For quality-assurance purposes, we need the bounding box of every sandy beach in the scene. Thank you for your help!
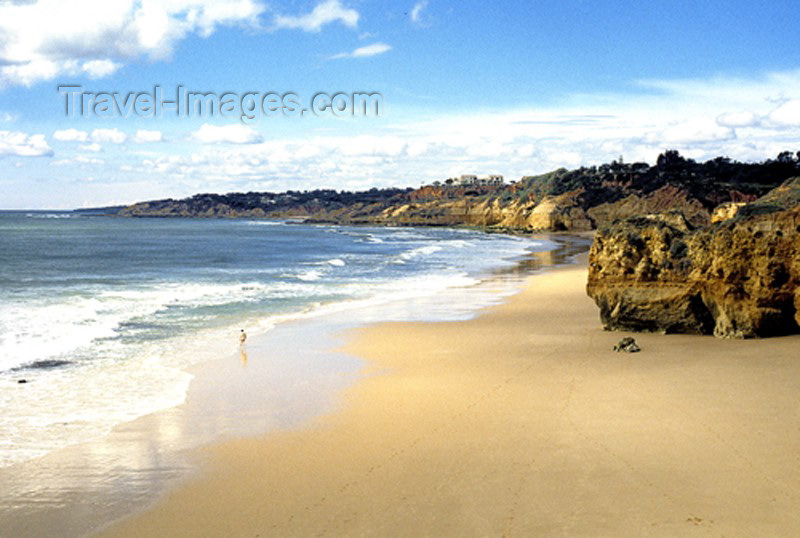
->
[99,258,800,537]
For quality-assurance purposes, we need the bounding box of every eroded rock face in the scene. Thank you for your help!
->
[587,184,711,229]
[524,190,593,231]
[710,201,746,224]
[586,179,800,338]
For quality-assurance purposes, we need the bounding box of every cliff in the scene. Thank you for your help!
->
[118,151,800,233]
[586,177,800,338]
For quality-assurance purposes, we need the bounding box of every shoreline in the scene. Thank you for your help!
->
[0,233,586,537]
[100,252,800,536]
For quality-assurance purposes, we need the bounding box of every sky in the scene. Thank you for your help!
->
[0,0,798,209]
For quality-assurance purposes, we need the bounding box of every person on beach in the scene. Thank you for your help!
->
[239,329,247,345]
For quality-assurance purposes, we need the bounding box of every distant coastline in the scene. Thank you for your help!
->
[108,150,799,233]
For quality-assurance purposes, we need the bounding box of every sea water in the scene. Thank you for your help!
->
[0,211,556,468]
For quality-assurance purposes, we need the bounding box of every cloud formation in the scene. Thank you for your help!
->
[645,119,736,145]
[79,143,102,153]
[134,129,164,143]
[330,42,392,60]
[191,124,263,144]
[273,0,358,32]
[0,0,366,86]
[90,128,127,144]
[24,69,800,206]
[54,128,128,145]
[716,111,761,128]
[81,60,122,79]
[52,155,104,166]
[53,128,89,142]
[0,131,53,157]
[765,99,800,128]
[138,69,800,193]
[0,0,264,87]
[410,1,429,24]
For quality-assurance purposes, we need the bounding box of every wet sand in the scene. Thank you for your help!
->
[2,236,576,538]
[0,317,363,538]
[100,259,800,537]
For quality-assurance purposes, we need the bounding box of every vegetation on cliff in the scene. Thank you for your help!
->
[118,151,800,232]
[118,188,414,218]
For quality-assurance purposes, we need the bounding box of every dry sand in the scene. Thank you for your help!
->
[100,260,800,537]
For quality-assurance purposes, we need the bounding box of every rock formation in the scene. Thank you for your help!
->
[586,178,800,338]
[115,152,800,234]
[586,184,710,229]
[613,337,641,352]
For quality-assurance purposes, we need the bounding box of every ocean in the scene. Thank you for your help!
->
[0,211,556,469]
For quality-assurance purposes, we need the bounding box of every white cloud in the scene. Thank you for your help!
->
[191,124,263,144]
[53,128,89,142]
[17,68,800,207]
[410,0,428,24]
[0,0,264,87]
[52,155,104,166]
[55,128,133,144]
[645,118,736,145]
[631,71,800,118]
[765,99,800,128]
[2,59,65,87]
[273,0,358,32]
[79,143,102,152]
[91,128,127,144]
[0,130,53,157]
[82,59,122,79]
[76,155,104,165]
[331,42,392,60]
[333,135,407,156]
[134,129,164,143]
[716,111,761,128]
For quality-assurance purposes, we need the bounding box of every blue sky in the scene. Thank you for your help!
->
[0,0,798,209]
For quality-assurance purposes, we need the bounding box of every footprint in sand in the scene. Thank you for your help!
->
[686,516,713,526]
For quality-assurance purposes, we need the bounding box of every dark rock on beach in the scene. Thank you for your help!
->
[613,337,641,352]
[11,359,73,371]
[587,177,800,338]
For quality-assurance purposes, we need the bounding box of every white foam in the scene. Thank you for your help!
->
[245,220,285,226]
[294,270,323,281]
[24,213,74,219]
[396,244,443,261]
[385,230,428,240]
[0,225,552,469]
[0,280,307,373]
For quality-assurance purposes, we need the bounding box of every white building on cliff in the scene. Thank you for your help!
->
[456,174,504,186]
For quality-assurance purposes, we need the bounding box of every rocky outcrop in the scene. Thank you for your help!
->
[524,190,593,231]
[300,189,594,231]
[613,337,641,353]
[710,201,746,224]
[116,151,799,234]
[587,184,710,229]
[586,178,800,338]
